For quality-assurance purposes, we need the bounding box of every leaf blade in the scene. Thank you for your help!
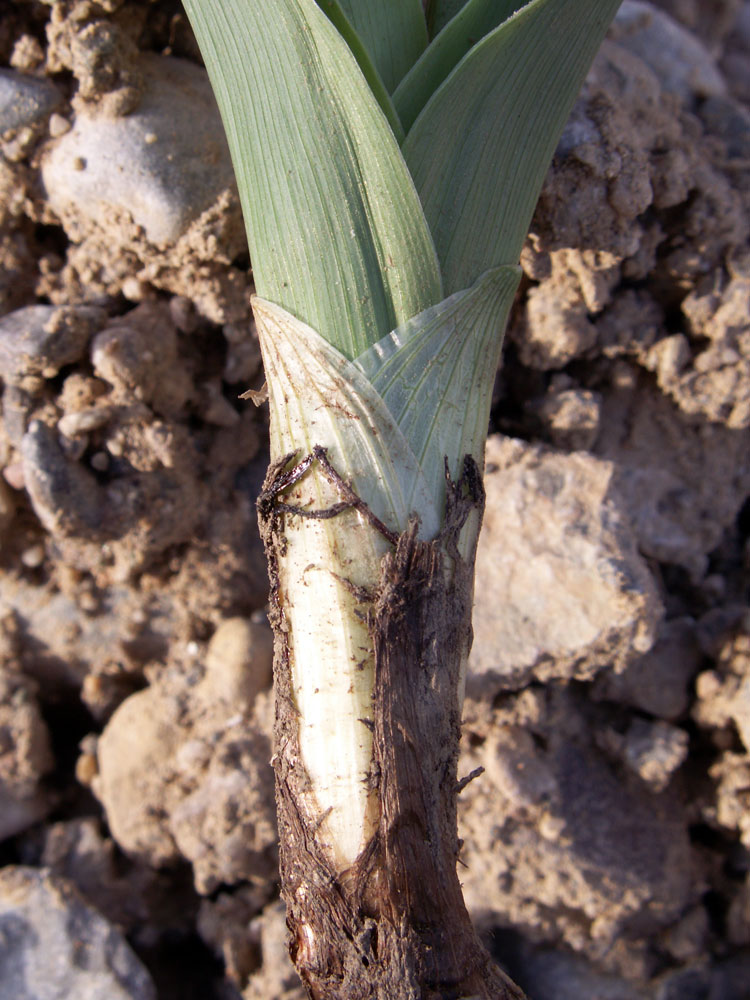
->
[354,265,521,516]
[427,0,472,36]
[336,0,428,92]
[315,0,405,140]
[395,0,521,132]
[403,0,622,293]
[183,0,442,359]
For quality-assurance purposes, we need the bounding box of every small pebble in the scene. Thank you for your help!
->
[20,544,45,569]
[200,616,274,711]
[75,752,98,786]
[121,277,149,301]
[3,463,25,490]
[612,1,727,102]
[58,406,113,438]
[696,670,722,700]
[169,295,199,334]
[48,113,70,138]
[9,35,44,73]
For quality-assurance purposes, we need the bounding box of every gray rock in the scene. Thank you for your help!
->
[653,0,743,53]
[459,693,696,964]
[21,420,105,539]
[708,953,750,1000]
[0,667,53,841]
[610,718,689,792]
[0,866,156,1000]
[514,947,649,1000]
[612,1,727,102]
[700,95,750,159]
[655,966,711,1000]
[41,54,235,246]
[3,386,35,447]
[0,305,105,388]
[0,69,61,136]
[592,618,702,720]
[594,380,750,578]
[94,676,277,894]
[736,1,750,49]
[468,435,661,696]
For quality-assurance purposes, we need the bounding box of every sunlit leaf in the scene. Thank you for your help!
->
[315,0,405,139]
[355,265,520,510]
[336,0,428,92]
[403,0,622,293]
[182,0,442,359]
[395,0,521,133]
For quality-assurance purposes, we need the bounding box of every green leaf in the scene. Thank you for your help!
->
[315,0,405,140]
[335,0,428,92]
[403,0,622,294]
[182,0,442,360]
[355,265,520,512]
[426,0,472,36]
[394,0,521,133]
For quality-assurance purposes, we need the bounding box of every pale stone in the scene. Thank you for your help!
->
[41,55,235,246]
[199,616,273,712]
[612,1,727,102]
[0,867,156,1000]
[469,435,661,696]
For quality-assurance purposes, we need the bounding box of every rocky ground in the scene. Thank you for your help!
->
[0,1,748,998]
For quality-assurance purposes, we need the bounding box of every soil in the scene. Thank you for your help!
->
[0,2,748,999]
